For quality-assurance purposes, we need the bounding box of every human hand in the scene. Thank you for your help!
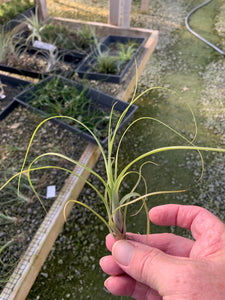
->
[100,204,225,299]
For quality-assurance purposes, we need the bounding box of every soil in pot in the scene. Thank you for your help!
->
[0,104,88,292]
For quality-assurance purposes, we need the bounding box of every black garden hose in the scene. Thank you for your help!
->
[185,0,225,56]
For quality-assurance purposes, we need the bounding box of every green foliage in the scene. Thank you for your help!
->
[91,40,139,74]
[26,76,120,139]
[23,7,45,44]
[92,50,118,74]
[0,212,17,226]
[0,27,28,66]
[0,28,16,63]
[39,23,96,52]
[116,42,138,68]
[0,0,33,25]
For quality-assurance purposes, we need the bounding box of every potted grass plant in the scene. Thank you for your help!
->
[14,75,137,145]
[77,35,146,83]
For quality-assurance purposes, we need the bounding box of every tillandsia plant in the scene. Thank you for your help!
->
[23,7,45,44]
[0,233,25,280]
[91,39,118,74]
[0,28,27,67]
[1,78,225,241]
[0,212,18,226]
[34,47,66,73]
[91,39,140,75]
[0,28,15,64]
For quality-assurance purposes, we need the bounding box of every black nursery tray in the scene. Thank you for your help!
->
[14,75,138,145]
[15,31,85,65]
[0,57,79,79]
[0,73,31,114]
[0,64,48,79]
[77,35,146,84]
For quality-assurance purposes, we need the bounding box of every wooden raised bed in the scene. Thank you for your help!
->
[0,17,158,300]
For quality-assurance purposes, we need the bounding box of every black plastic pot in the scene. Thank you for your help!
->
[77,35,146,84]
[0,54,80,79]
[0,63,49,79]
[0,73,31,114]
[14,75,138,145]
[15,30,85,65]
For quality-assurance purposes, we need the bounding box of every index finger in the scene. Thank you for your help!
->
[149,204,225,241]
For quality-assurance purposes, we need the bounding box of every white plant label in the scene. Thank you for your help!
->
[33,40,57,52]
[46,185,56,199]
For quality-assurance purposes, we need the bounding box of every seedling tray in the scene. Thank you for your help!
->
[77,35,146,83]
[15,30,85,65]
[14,75,138,145]
[0,57,79,78]
[0,64,48,79]
[0,73,31,114]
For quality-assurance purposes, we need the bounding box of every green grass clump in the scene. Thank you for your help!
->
[40,23,95,52]
[91,40,139,74]
[0,0,33,25]
[24,76,121,139]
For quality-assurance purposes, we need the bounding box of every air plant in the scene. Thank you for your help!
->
[0,80,223,242]
[0,28,15,64]
[0,234,25,267]
[36,47,63,73]
[23,7,45,44]
[116,42,138,70]
[0,172,33,205]
[1,69,225,240]
[0,212,18,226]
[0,28,27,67]
[91,40,118,74]
[91,39,140,74]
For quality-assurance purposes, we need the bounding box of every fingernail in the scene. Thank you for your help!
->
[112,240,135,266]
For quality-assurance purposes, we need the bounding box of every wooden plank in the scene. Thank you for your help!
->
[122,0,132,28]
[141,0,149,13]
[34,0,49,21]
[108,0,121,26]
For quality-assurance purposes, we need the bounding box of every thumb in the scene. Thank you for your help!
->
[112,240,182,292]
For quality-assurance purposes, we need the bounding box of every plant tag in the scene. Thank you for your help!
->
[33,40,57,52]
[46,185,56,199]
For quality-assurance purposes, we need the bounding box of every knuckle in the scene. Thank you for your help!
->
[138,248,162,284]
